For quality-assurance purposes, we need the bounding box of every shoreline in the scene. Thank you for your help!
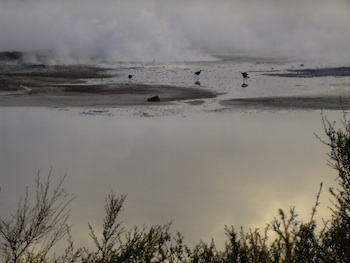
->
[0,83,218,107]
[220,95,350,111]
[1,63,350,110]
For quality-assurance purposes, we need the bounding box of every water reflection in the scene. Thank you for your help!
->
[0,108,339,249]
[195,81,201,86]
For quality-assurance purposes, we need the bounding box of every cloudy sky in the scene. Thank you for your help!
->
[0,0,349,62]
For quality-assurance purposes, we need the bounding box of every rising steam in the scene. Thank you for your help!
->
[0,0,349,63]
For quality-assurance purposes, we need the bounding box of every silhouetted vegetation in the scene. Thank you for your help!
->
[1,112,350,262]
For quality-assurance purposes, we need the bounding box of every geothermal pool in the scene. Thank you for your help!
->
[1,55,350,251]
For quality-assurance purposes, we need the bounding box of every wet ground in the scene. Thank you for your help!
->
[1,54,350,114]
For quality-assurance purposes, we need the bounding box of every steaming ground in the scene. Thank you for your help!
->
[1,0,350,114]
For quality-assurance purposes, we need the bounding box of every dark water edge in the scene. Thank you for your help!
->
[265,67,350,78]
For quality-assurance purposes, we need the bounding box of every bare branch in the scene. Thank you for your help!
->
[0,170,75,263]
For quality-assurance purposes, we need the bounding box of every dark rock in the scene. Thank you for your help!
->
[147,95,160,102]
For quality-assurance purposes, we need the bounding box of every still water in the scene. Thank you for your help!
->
[0,107,339,249]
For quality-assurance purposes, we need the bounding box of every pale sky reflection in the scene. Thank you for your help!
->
[0,108,339,250]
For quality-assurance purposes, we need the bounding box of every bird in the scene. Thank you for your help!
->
[241,72,249,79]
[128,74,133,79]
[195,70,202,76]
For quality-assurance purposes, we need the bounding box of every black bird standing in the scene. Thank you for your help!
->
[128,74,133,79]
[241,72,249,79]
[195,70,202,76]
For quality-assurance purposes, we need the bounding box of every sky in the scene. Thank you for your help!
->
[0,0,350,63]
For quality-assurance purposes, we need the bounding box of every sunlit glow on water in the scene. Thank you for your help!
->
[0,106,341,250]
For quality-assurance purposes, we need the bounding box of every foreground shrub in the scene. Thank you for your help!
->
[83,193,173,263]
[315,112,350,262]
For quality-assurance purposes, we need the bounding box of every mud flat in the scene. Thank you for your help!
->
[0,64,218,107]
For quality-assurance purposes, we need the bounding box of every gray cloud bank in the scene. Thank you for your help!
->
[0,0,349,63]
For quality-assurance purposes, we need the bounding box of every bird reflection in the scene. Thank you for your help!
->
[241,83,248,88]
[195,81,201,86]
